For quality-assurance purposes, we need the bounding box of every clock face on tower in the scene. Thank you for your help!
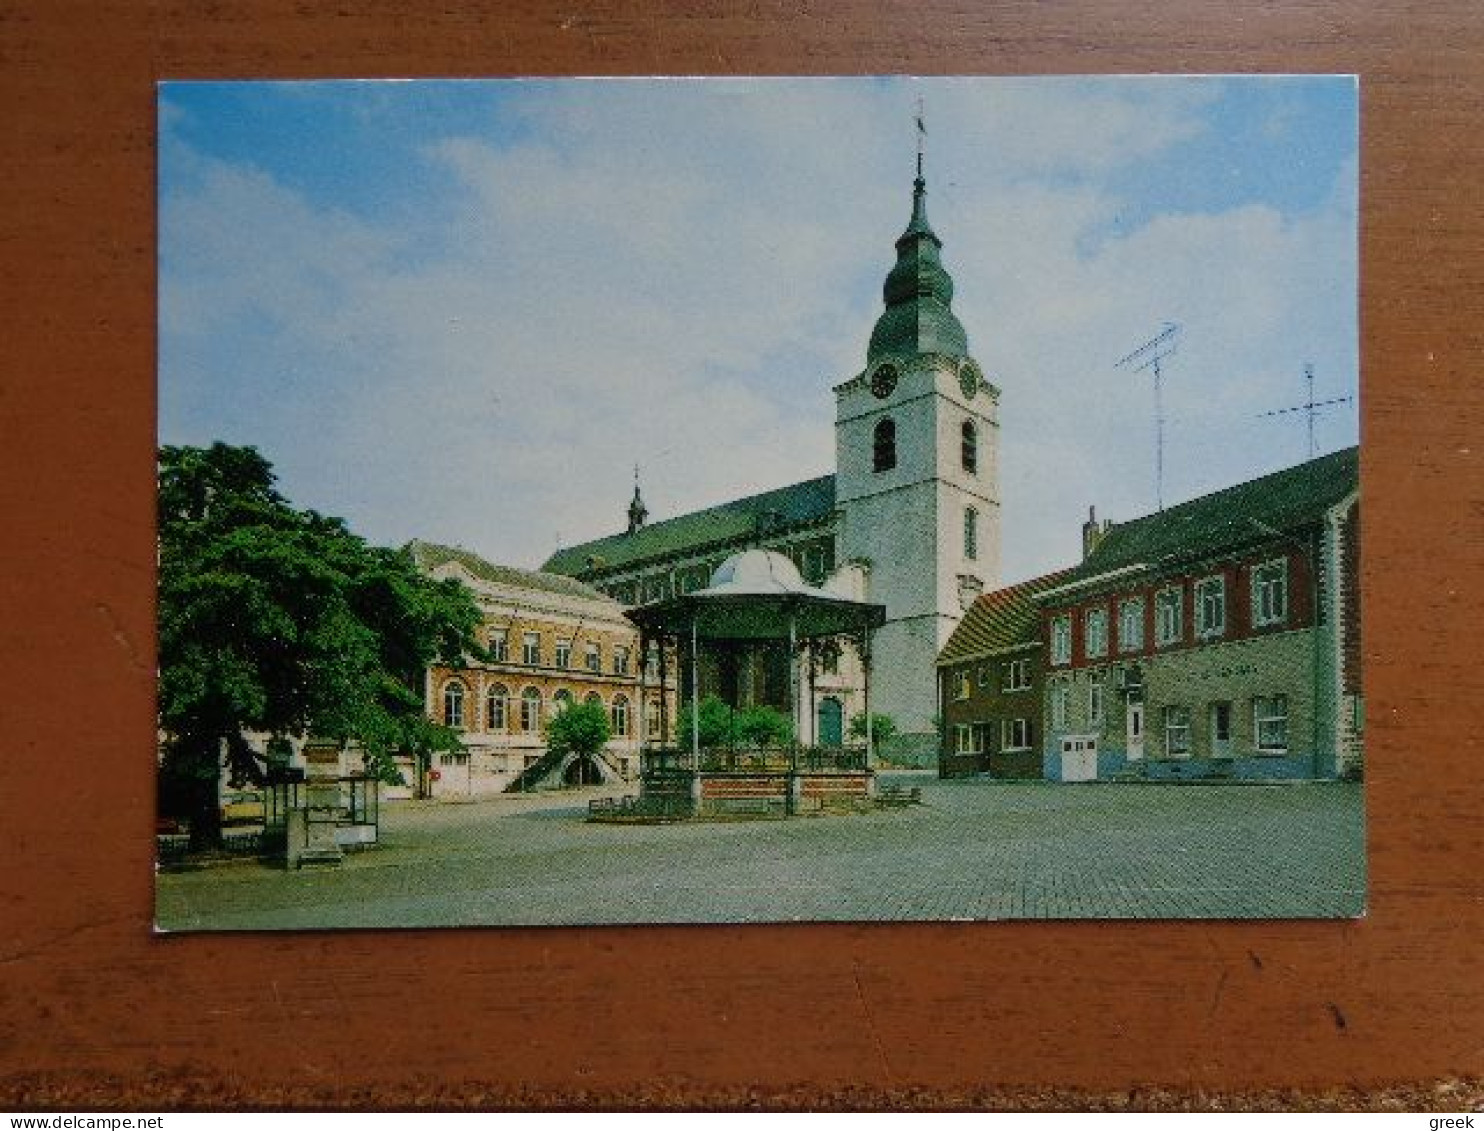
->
[869,362,899,399]
[958,359,982,400]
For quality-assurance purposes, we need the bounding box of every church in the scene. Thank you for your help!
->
[543,162,1001,760]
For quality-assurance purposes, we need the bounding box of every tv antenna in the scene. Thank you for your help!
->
[1116,321,1182,511]
[1257,363,1354,459]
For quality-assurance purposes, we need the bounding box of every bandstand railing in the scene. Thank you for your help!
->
[641,744,868,775]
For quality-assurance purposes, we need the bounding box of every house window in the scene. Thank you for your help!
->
[873,418,897,472]
[1089,673,1104,727]
[1195,576,1226,639]
[611,695,630,736]
[442,680,466,729]
[1003,718,1032,751]
[1163,705,1191,757]
[961,421,978,474]
[1254,695,1289,753]
[1003,658,1031,692]
[438,751,469,767]
[552,688,573,714]
[1050,615,1072,666]
[954,724,971,754]
[1155,587,1183,647]
[486,683,509,731]
[1252,559,1289,626]
[1085,607,1109,658]
[647,701,662,739]
[1051,678,1070,730]
[488,631,509,662]
[964,507,979,561]
[585,643,601,672]
[522,632,541,666]
[555,639,572,669]
[954,671,971,700]
[520,687,542,731]
[1118,598,1144,653]
[613,645,630,675]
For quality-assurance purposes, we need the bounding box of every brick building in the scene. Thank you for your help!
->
[1036,447,1361,782]
[937,570,1072,778]
[411,541,675,798]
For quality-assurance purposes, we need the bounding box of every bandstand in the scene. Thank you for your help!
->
[601,549,887,821]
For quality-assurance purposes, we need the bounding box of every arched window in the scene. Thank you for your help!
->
[520,687,542,732]
[964,506,979,561]
[486,683,509,731]
[611,695,630,737]
[442,680,466,729]
[552,689,573,717]
[585,691,604,707]
[961,420,978,474]
[873,418,896,473]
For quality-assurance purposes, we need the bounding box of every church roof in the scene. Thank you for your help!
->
[543,474,838,578]
[1064,446,1360,589]
[937,569,1076,666]
[409,540,615,602]
[866,173,969,364]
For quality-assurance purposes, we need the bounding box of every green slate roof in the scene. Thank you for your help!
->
[867,175,969,364]
[543,474,837,578]
[937,569,1076,666]
[409,540,614,602]
[1071,446,1359,584]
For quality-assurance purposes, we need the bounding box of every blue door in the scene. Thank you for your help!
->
[818,697,843,747]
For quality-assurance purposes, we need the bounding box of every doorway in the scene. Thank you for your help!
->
[1127,701,1145,761]
[818,696,843,747]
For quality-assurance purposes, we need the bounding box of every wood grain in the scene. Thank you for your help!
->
[2,0,1481,1105]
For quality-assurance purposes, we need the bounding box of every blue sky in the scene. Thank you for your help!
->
[159,76,1357,584]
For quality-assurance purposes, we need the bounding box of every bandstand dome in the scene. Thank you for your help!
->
[700,548,808,596]
[625,548,884,641]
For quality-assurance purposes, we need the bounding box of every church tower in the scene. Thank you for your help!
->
[834,162,1001,753]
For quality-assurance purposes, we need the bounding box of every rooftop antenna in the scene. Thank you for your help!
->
[1257,363,1354,460]
[1115,321,1182,511]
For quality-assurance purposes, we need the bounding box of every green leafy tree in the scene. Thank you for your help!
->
[546,699,612,763]
[674,695,735,748]
[734,704,794,748]
[849,711,898,746]
[157,443,484,849]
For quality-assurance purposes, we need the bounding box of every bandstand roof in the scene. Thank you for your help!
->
[625,549,885,641]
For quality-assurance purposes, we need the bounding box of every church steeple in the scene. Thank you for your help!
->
[865,161,969,366]
[627,466,648,534]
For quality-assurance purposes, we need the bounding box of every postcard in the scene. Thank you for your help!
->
[155,76,1361,928]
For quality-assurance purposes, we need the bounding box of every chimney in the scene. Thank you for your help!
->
[1082,506,1106,561]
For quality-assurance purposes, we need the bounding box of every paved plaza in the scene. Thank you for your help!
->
[156,774,1365,929]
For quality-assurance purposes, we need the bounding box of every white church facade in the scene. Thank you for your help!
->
[543,167,1001,760]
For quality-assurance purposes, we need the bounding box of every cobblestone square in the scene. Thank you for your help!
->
[156,774,1365,929]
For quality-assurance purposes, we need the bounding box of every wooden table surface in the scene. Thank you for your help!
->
[2,0,1481,1109]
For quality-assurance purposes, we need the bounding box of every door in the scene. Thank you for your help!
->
[1126,702,1145,761]
[818,696,843,747]
[1060,736,1098,782]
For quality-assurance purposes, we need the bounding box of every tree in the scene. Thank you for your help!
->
[673,695,735,748]
[546,699,612,764]
[849,711,898,746]
[733,704,793,748]
[157,443,485,849]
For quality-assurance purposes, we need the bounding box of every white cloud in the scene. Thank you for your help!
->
[159,78,1356,586]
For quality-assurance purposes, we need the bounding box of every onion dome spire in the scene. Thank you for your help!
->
[866,159,969,365]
